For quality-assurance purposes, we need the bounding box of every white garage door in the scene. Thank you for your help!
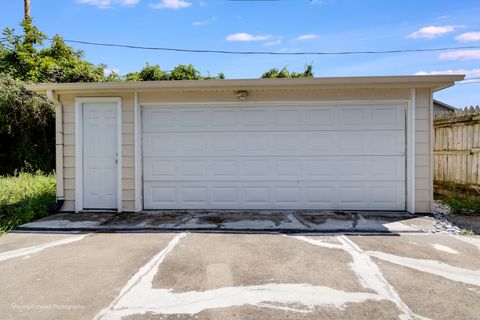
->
[142,103,405,210]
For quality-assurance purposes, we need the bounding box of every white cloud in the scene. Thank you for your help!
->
[192,17,215,26]
[150,0,192,9]
[455,32,480,42]
[226,33,272,42]
[439,50,480,60]
[296,34,318,41]
[407,25,457,39]
[77,0,139,8]
[262,39,282,46]
[416,68,480,83]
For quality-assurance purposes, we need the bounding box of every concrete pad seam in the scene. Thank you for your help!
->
[290,213,312,229]
[172,213,197,227]
[352,213,360,230]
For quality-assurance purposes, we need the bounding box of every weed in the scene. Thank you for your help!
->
[0,172,55,234]
[442,196,480,216]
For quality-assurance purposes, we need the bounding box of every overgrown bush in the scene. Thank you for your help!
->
[0,74,55,174]
[443,196,480,216]
[0,171,56,233]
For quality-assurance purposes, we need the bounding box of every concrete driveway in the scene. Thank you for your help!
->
[0,231,479,320]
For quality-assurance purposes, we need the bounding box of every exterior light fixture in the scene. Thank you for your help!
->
[237,90,248,101]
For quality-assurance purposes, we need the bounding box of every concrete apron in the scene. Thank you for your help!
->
[16,210,451,234]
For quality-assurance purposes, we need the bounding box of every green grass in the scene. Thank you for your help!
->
[442,196,480,216]
[0,172,56,234]
[460,228,475,236]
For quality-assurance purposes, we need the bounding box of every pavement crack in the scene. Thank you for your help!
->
[93,233,187,320]
[292,234,430,320]
[0,234,89,263]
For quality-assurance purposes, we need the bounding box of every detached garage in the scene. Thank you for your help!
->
[28,75,463,214]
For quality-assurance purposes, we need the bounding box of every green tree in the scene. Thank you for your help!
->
[170,64,202,80]
[137,63,169,81]
[105,70,122,82]
[0,74,55,174]
[261,64,314,79]
[204,71,226,80]
[0,18,106,83]
[124,71,141,82]
[124,64,226,81]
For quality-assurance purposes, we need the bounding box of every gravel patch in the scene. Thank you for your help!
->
[431,200,462,234]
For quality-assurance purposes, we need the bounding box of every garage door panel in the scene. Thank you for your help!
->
[274,108,303,126]
[142,109,176,131]
[143,181,405,210]
[144,156,404,182]
[143,131,404,157]
[142,104,405,133]
[143,104,406,210]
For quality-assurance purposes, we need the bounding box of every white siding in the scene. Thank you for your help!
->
[414,88,433,212]
[59,93,135,212]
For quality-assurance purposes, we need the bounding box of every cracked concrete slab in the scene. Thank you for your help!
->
[347,234,480,270]
[0,233,176,320]
[152,233,364,293]
[371,258,480,320]
[176,211,305,230]
[295,211,356,231]
[0,233,81,253]
[122,301,402,320]
[1,231,480,320]
[16,210,444,234]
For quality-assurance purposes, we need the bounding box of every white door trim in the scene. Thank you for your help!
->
[138,99,412,212]
[407,89,416,213]
[134,92,143,212]
[75,97,122,213]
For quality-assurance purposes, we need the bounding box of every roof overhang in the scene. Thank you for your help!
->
[26,74,465,95]
[433,99,456,111]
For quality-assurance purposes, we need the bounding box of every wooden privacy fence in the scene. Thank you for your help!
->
[434,107,480,195]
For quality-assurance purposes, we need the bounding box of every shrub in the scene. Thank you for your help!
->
[0,171,56,233]
[443,196,480,216]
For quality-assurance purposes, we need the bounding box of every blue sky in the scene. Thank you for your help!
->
[1,0,479,107]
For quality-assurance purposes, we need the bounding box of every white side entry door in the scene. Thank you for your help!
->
[82,102,118,209]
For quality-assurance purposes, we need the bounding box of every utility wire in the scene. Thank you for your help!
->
[3,36,480,56]
[54,38,480,56]
[2,36,479,84]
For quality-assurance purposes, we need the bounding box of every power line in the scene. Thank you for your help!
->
[2,35,480,84]
[56,38,480,56]
[3,36,480,56]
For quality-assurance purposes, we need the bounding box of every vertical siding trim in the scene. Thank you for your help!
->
[407,88,416,213]
[134,92,143,212]
[47,90,65,200]
[117,100,123,213]
[429,88,434,212]
[74,100,83,213]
